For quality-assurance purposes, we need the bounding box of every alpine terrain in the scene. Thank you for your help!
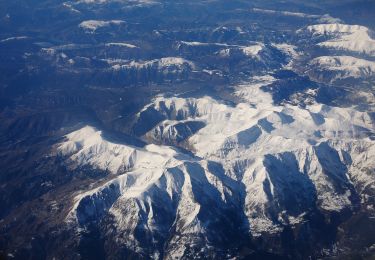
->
[0,0,374,259]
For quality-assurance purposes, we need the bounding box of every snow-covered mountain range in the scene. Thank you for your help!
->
[1,0,375,259]
[57,75,374,258]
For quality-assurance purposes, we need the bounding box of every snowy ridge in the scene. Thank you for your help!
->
[76,0,157,5]
[310,55,375,80]
[60,127,236,257]
[0,36,28,43]
[79,20,125,33]
[111,57,195,71]
[58,126,186,174]
[178,41,233,47]
[105,42,138,48]
[272,44,301,68]
[177,41,265,59]
[252,8,321,19]
[218,43,265,58]
[241,45,263,56]
[300,23,375,56]
[251,8,341,23]
[142,76,372,158]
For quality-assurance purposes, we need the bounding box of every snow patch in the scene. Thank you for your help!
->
[79,20,125,33]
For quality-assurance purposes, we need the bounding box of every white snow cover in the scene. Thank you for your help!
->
[301,23,375,56]
[241,44,264,56]
[62,3,80,13]
[59,126,190,175]
[251,8,341,23]
[111,57,195,71]
[218,43,264,58]
[272,43,301,68]
[178,40,264,58]
[158,57,193,68]
[273,43,300,58]
[105,42,138,48]
[59,75,375,241]
[310,55,375,79]
[0,36,28,43]
[60,126,224,255]
[179,41,232,47]
[75,0,159,7]
[252,8,321,19]
[79,20,125,32]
